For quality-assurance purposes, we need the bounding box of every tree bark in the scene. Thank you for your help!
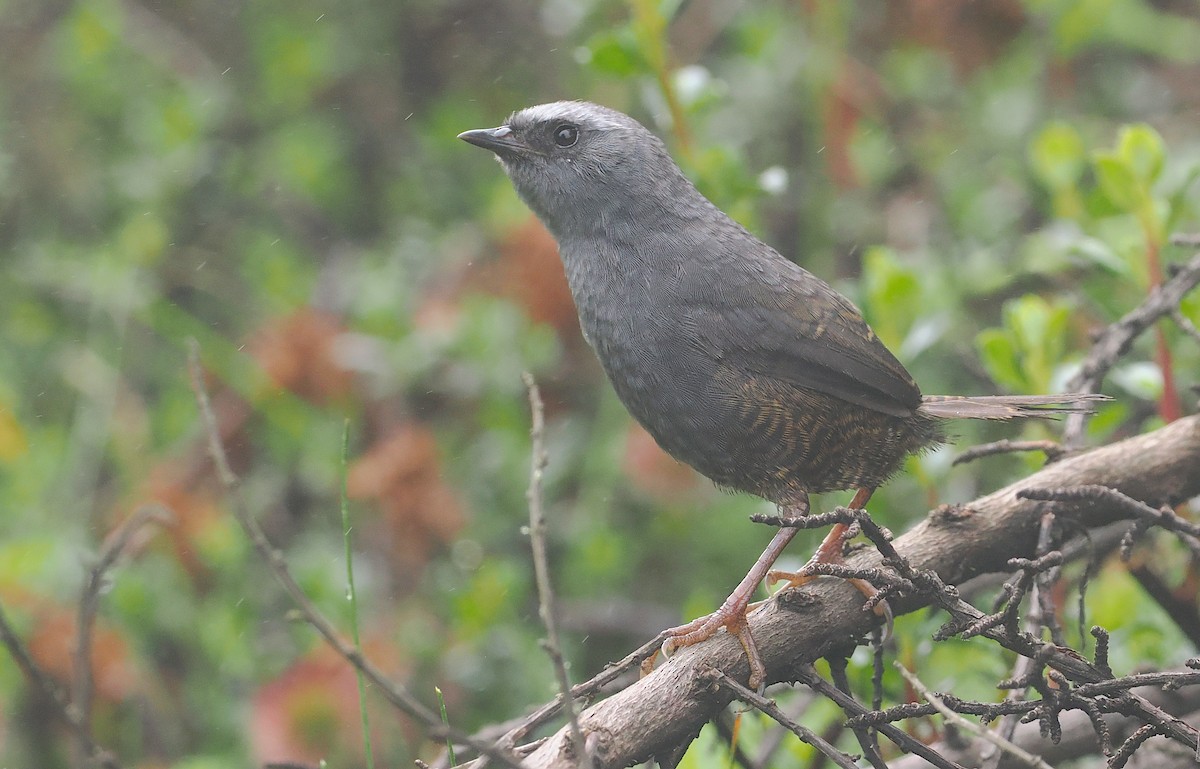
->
[517,415,1200,769]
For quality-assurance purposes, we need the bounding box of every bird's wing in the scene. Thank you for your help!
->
[684,259,923,418]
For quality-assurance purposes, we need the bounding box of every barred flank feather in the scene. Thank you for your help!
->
[919,394,1109,420]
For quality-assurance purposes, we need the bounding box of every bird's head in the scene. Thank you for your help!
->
[459,101,682,238]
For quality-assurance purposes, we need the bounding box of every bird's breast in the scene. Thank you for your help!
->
[560,240,716,419]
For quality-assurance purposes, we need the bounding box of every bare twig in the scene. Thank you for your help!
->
[707,668,860,769]
[0,506,166,769]
[827,654,886,769]
[1018,485,1200,541]
[1031,513,1066,647]
[522,373,592,769]
[1170,308,1200,347]
[0,597,122,768]
[867,565,1200,753]
[497,633,666,747]
[1110,724,1159,769]
[744,691,821,768]
[984,512,1063,769]
[885,693,1200,769]
[186,340,526,769]
[796,665,967,769]
[75,504,170,767]
[1072,670,1200,697]
[953,440,1066,467]
[809,516,1200,764]
[0,599,63,716]
[895,663,1053,769]
[1062,249,1200,447]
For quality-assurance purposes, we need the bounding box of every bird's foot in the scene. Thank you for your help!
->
[639,524,802,693]
[656,593,767,693]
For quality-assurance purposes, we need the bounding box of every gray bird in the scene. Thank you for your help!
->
[459,101,1103,691]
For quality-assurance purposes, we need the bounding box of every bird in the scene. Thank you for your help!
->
[459,101,1104,691]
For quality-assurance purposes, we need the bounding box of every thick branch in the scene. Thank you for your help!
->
[516,415,1200,769]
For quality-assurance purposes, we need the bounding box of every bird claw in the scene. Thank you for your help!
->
[646,599,768,693]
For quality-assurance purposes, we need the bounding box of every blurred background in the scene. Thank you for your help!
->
[1,0,1199,766]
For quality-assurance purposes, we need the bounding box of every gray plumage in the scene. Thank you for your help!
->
[460,101,1102,506]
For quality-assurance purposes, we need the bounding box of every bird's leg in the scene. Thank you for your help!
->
[649,498,809,693]
[765,487,892,630]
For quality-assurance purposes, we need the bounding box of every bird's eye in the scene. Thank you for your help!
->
[553,123,579,148]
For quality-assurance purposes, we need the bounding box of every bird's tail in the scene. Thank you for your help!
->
[919,393,1109,420]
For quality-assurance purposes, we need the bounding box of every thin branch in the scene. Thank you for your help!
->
[522,373,592,769]
[1031,513,1065,647]
[1018,485,1200,541]
[1109,724,1159,769]
[912,569,1200,751]
[707,668,860,769]
[953,440,1066,467]
[0,597,122,768]
[895,662,1053,769]
[827,655,886,769]
[186,340,526,769]
[1170,308,1200,347]
[1073,670,1200,698]
[1062,249,1200,447]
[1105,696,1198,763]
[984,513,1063,769]
[748,691,820,769]
[796,665,967,769]
[0,599,63,715]
[497,633,666,747]
[75,504,170,767]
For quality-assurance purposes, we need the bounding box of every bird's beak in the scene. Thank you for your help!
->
[457,125,525,156]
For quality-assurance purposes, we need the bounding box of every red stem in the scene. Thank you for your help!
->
[1145,236,1182,422]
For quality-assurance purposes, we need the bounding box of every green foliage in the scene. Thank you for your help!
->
[1029,121,1087,218]
[1026,121,1199,284]
[1094,125,1165,243]
[977,295,1075,393]
[0,1,1197,767]
[860,246,923,352]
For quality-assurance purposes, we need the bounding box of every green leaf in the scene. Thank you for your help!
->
[848,120,902,188]
[583,30,646,76]
[975,328,1025,392]
[1093,153,1141,211]
[1053,0,1115,56]
[861,246,920,351]
[977,295,1075,394]
[1069,236,1130,275]
[1029,121,1086,191]
[1117,123,1165,185]
[1007,295,1070,391]
[69,3,120,61]
[1165,162,1200,233]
